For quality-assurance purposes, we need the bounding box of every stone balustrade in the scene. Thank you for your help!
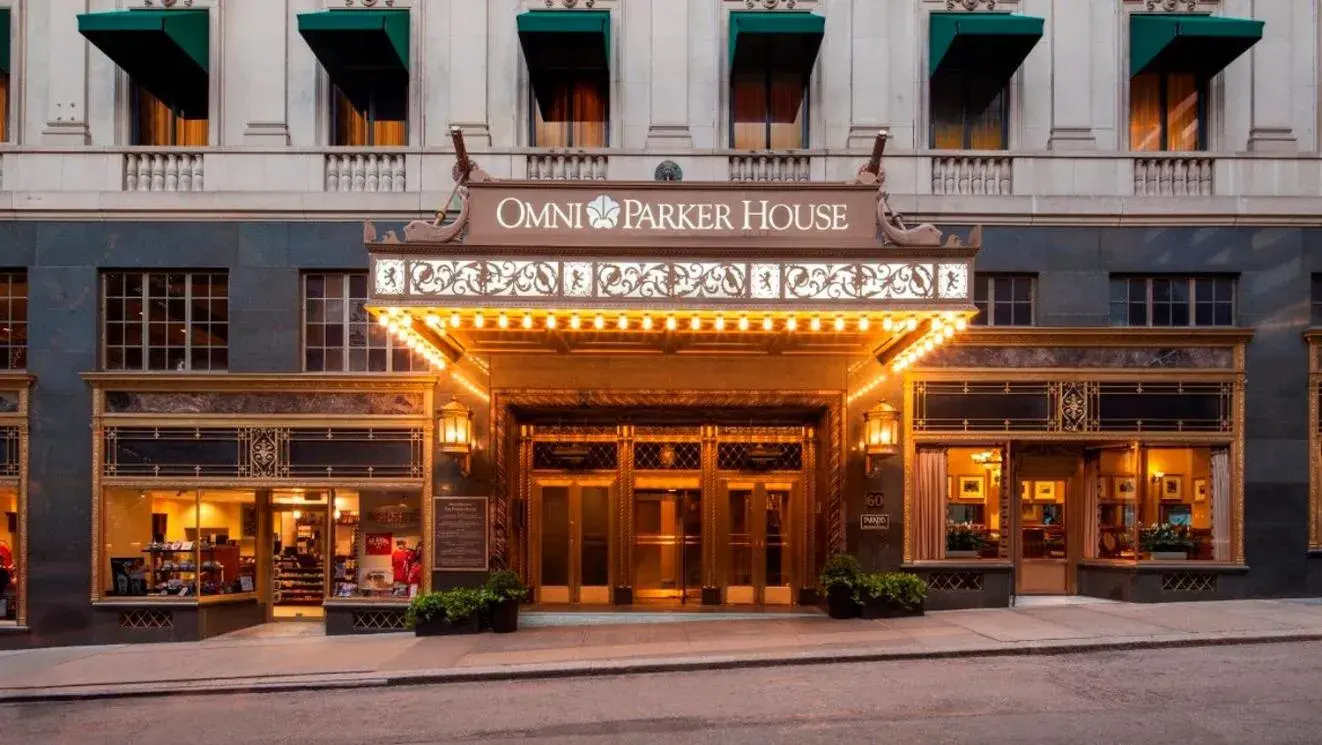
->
[931,155,1014,196]
[525,151,609,180]
[123,151,205,192]
[728,153,812,182]
[1133,156,1216,197]
[324,152,408,193]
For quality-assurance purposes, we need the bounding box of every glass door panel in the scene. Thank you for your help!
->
[723,481,797,605]
[726,486,755,604]
[763,488,792,605]
[539,485,572,603]
[635,490,683,601]
[1017,477,1069,595]
[680,491,703,600]
[578,485,611,604]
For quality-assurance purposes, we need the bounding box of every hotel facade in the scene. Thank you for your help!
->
[1,0,1321,646]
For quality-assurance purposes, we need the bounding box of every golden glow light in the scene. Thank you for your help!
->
[474,313,485,328]
[546,314,557,329]
[882,317,894,332]
[955,318,968,331]
[642,315,654,330]
[907,317,919,331]
[594,315,606,330]
[715,316,726,331]
[690,316,701,331]
[762,317,773,331]
[834,316,845,332]
[438,397,473,456]
[859,316,870,331]
[522,313,533,329]
[498,313,508,329]
[863,401,900,457]
[448,312,460,328]
[399,314,413,328]
[810,316,821,332]
[665,316,677,331]
[618,314,629,330]
[786,316,798,331]
[739,316,750,331]
[570,314,581,330]
[378,315,390,327]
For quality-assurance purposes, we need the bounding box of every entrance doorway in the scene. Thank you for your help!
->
[270,491,328,620]
[633,488,703,603]
[723,480,797,605]
[534,479,613,604]
[1013,450,1083,595]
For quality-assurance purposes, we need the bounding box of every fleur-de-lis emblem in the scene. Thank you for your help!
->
[586,195,621,229]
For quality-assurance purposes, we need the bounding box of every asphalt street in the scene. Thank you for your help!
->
[3,640,1321,744]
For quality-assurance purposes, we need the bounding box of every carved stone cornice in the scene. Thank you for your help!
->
[945,0,997,10]
[1127,0,1203,11]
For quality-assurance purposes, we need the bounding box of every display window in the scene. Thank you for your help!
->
[101,488,258,599]
[0,486,17,621]
[330,490,423,600]
[941,448,1005,559]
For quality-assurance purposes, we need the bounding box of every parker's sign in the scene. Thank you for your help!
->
[464,183,879,247]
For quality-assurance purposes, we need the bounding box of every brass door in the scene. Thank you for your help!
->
[633,488,703,603]
[533,479,613,604]
[722,480,796,605]
[1014,464,1081,595]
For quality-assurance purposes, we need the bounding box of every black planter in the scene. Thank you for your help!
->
[825,585,859,619]
[490,600,519,634]
[414,613,481,636]
[860,598,925,620]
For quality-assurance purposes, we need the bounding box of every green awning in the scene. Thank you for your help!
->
[297,9,409,102]
[517,11,611,116]
[0,10,11,75]
[78,9,209,117]
[728,11,825,76]
[1130,14,1263,78]
[929,12,1043,82]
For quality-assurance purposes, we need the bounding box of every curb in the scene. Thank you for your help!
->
[4,629,1322,704]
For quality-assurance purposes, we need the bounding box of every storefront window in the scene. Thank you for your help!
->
[1089,448,1140,561]
[1140,447,1221,561]
[936,447,1005,559]
[0,486,16,621]
[102,488,257,599]
[331,490,423,600]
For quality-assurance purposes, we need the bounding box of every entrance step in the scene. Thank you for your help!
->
[524,609,824,627]
[1010,596,1127,608]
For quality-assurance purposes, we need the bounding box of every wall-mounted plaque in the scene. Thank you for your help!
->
[433,497,489,572]
[861,514,890,531]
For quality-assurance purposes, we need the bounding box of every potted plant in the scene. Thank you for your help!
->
[818,553,863,619]
[1140,523,1195,560]
[407,587,487,636]
[945,523,987,559]
[856,571,928,619]
[484,569,528,634]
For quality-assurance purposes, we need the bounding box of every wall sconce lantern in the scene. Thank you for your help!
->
[439,396,474,477]
[863,401,900,475]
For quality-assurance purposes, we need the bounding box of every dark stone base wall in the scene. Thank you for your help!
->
[4,222,1319,646]
[903,564,1013,610]
[1077,565,1250,603]
[325,604,409,635]
[86,601,265,644]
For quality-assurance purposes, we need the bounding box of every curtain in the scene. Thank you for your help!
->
[571,72,608,148]
[1129,73,1163,152]
[532,73,607,148]
[767,73,804,149]
[930,70,1006,150]
[915,448,948,560]
[1211,448,1231,561]
[0,73,8,142]
[1165,73,1200,151]
[731,71,768,149]
[134,85,208,147]
[1083,451,1100,559]
[333,84,407,147]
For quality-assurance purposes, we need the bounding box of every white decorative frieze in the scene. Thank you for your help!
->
[372,257,973,305]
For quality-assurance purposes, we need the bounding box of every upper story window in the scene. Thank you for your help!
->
[303,273,420,373]
[298,9,412,148]
[0,9,11,143]
[0,271,27,370]
[518,11,611,148]
[1109,276,1236,328]
[728,12,824,149]
[1127,13,1265,152]
[972,274,1035,327]
[1311,275,1322,326]
[927,12,1043,150]
[78,8,211,147]
[102,272,228,372]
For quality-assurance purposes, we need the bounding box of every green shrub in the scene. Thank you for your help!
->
[484,570,528,603]
[819,553,864,591]
[854,571,928,610]
[406,587,492,628]
[946,523,989,552]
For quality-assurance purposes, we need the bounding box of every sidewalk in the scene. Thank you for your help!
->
[3,597,1322,703]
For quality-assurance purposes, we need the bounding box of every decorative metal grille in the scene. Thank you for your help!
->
[532,442,619,471]
[352,609,407,631]
[634,442,702,470]
[1161,572,1218,593]
[104,426,425,479]
[119,609,174,630]
[0,426,20,477]
[926,571,984,591]
[716,442,803,471]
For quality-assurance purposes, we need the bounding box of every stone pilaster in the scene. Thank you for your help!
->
[1048,0,1097,150]
[646,0,692,148]
[1246,0,1299,152]
[448,0,492,146]
[232,0,290,146]
[42,0,91,145]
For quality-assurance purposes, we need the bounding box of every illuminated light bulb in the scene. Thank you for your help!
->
[334,509,341,520]
[858,316,870,331]
[435,358,447,370]
[522,313,533,329]
[934,332,946,345]
[377,315,390,327]
[834,316,845,332]
[932,318,944,332]
[618,315,629,330]
[426,313,440,328]
[955,318,968,331]
[450,312,462,328]
[293,510,302,519]
[882,317,894,332]
[546,314,557,329]
[907,317,919,331]
[786,316,798,332]
[594,315,606,330]
[762,317,774,331]
[570,314,581,330]
[739,316,750,331]
[385,307,400,317]
[925,339,935,352]
[810,316,821,332]
[399,314,413,327]
[474,313,486,328]
[665,316,677,331]
[386,320,399,334]
[497,313,508,329]
[715,316,726,331]
[944,326,955,338]
[690,316,701,331]
[642,315,654,330]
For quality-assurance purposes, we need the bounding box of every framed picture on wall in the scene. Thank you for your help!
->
[1112,476,1137,501]
[1020,481,1030,501]
[1193,478,1209,503]
[957,475,986,501]
[1161,475,1183,500]
[1033,481,1056,502]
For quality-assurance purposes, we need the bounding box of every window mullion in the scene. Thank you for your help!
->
[140,273,150,371]
[184,274,193,371]
[342,274,352,372]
